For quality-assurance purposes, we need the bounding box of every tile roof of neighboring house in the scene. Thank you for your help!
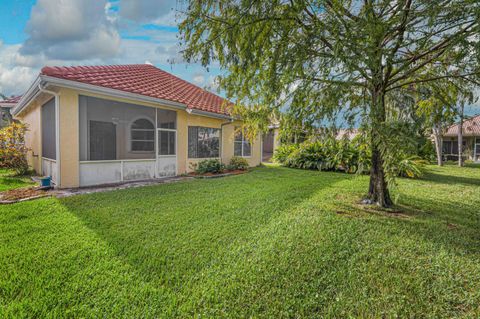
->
[336,128,359,140]
[443,114,480,137]
[41,64,231,115]
[0,95,22,105]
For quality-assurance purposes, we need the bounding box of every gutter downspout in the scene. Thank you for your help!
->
[220,118,234,164]
[38,83,61,188]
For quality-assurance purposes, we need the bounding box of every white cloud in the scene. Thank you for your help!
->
[0,0,224,98]
[192,73,205,85]
[119,0,176,23]
[20,0,121,60]
[0,66,36,96]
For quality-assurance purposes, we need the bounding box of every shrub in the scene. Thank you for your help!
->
[273,136,423,180]
[272,144,298,164]
[228,156,249,170]
[418,139,437,162]
[395,156,427,179]
[275,139,371,174]
[0,122,29,175]
[195,159,225,174]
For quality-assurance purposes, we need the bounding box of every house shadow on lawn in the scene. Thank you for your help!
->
[58,168,339,288]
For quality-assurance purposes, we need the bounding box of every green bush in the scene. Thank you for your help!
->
[228,156,249,170]
[272,144,298,164]
[273,136,423,179]
[418,139,436,162]
[274,139,371,174]
[395,156,427,179]
[0,122,29,175]
[195,159,225,174]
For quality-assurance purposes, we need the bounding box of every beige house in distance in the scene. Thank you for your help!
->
[11,64,262,188]
[441,115,480,162]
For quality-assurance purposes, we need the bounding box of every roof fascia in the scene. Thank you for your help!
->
[11,76,42,116]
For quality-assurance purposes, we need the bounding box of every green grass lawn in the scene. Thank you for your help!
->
[0,169,34,192]
[1,164,480,318]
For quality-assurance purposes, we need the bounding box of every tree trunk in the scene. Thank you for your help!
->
[432,124,443,166]
[367,87,393,208]
[458,102,464,167]
[368,143,393,207]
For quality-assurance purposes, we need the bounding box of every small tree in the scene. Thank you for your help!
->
[179,0,480,207]
[0,122,30,175]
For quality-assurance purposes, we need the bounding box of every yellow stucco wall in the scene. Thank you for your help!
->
[17,103,42,173]
[17,87,262,187]
[58,88,79,188]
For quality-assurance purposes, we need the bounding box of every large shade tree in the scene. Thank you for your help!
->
[178,0,480,207]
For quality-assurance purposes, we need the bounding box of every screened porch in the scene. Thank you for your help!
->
[78,95,177,186]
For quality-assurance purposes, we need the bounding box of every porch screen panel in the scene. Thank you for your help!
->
[79,95,156,161]
[41,98,56,160]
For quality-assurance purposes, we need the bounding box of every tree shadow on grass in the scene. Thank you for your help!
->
[334,189,480,257]
[421,172,480,187]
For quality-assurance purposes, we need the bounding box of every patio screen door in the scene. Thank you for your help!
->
[155,108,177,177]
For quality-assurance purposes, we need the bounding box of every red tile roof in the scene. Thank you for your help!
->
[0,95,22,104]
[41,64,231,115]
[444,114,480,137]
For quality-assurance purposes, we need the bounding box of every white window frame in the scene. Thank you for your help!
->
[130,117,155,153]
[234,127,251,158]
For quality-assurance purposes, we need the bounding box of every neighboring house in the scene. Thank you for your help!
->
[441,114,480,162]
[336,128,359,140]
[12,64,262,188]
[0,95,21,128]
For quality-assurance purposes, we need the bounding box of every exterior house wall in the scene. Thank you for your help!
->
[17,86,262,188]
[17,103,42,173]
[58,88,80,188]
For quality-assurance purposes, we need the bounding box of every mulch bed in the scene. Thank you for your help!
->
[0,187,51,203]
[188,169,248,178]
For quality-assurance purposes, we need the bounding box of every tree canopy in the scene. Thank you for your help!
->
[179,0,480,207]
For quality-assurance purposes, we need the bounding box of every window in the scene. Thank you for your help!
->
[234,127,251,157]
[188,126,220,158]
[131,118,155,152]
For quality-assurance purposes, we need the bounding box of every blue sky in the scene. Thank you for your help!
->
[0,0,222,97]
